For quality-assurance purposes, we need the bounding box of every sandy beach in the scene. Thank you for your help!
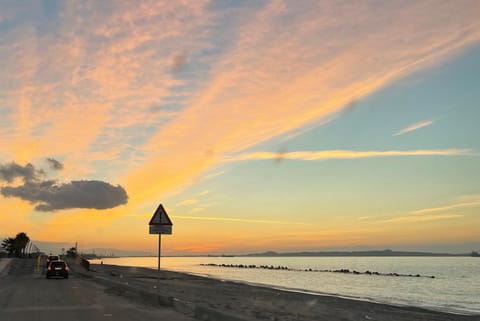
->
[83,263,479,321]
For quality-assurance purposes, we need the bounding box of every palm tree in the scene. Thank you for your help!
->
[1,233,31,257]
[14,232,30,257]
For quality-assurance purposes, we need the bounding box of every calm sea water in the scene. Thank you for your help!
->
[90,256,480,315]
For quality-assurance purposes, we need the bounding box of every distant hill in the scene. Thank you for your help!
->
[243,249,471,257]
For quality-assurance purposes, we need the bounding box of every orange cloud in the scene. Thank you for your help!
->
[124,1,480,206]
[385,214,465,223]
[0,1,213,170]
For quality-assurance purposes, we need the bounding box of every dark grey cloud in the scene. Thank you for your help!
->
[0,162,39,183]
[1,180,128,212]
[46,158,64,170]
[1,160,128,212]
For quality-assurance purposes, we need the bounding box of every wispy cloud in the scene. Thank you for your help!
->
[455,194,480,203]
[385,214,464,223]
[126,213,311,226]
[202,170,226,180]
[411,201,480,215]
[394,120,433,136]
[170,215,311,226]
[357,216,373,221]
[224,149,474,162]
[176,199,198,207]
[0,1,212,170]
[124,1,480,204]
[198,190,210,196]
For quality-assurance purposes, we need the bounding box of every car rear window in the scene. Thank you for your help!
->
[51,262,66,268]
[49,256,59,260]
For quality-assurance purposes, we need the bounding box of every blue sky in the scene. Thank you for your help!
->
[163,43,480,253]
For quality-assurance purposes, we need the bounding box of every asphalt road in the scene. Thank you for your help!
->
[0,259,195,321]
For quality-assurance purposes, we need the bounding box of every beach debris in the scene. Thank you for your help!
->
[200,263,435,278]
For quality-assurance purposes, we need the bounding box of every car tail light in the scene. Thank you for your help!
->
[65,266,69,271]
[47,266,51,271]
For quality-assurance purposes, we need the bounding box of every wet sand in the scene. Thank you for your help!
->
[84,263,479,321]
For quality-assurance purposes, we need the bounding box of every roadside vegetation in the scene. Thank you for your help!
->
[1,232,39,258]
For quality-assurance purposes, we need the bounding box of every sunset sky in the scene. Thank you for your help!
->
[1,0,479,255]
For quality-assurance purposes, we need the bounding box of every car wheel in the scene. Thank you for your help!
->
[65,275,69,279]
[46,275,49,279]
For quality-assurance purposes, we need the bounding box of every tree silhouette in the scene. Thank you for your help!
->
[14,232,30,257]
[1,233,30,257]
[66,247,78,257]
[1,237,15,255]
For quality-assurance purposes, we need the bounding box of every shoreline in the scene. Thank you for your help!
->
[89,258,477,316]
[173,271,478,317]
[242,282,476,317]
[84,263,479,321]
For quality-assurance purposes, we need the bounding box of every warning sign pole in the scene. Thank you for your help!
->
[157,234,162,291]
[148,203,173,294]
[158,234,162,271]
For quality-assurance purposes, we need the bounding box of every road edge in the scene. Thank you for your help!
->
[0,258,13,277]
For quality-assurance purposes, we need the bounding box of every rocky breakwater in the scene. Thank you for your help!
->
[200,263,435,278]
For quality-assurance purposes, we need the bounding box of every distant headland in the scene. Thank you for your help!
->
[240,249,480,257]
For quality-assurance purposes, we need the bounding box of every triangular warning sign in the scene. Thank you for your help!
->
[149,204,173,226]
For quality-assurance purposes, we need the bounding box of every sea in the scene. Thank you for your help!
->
[89,256,480,315]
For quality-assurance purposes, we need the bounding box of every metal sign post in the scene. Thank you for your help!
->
[158,234,161,271]
[148,203,173,294]
[157,234,161,291]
